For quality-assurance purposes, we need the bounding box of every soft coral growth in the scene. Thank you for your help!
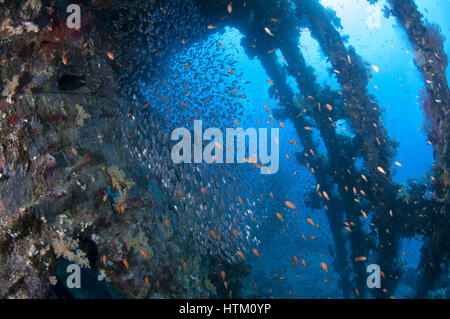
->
[425,23,446,50]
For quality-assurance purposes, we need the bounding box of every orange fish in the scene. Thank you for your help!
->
[306,218,315,226]
[144,276,150,286]
[253,248,261,258]
[285,201,297,210]
[164,219,170,227]
[276,212,284,222]
[238,196,244,205]
[183,261,187,270]
[107,51,114,60]
[221,271,226,281]
[354,256,367,262]
[210,230,217,240]
[304,126,312,131]
[320,262,328,273]
[201,187,206,195]
[293,256,298,266]
[326,104,333,111]
[140,248,150,260]
[227,3,232,13]
[103,255,107,266]
[237,250,245,260]
[123,259,129,271]
[232,230,238,238]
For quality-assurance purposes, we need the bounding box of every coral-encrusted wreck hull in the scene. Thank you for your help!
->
[0,0,249,298]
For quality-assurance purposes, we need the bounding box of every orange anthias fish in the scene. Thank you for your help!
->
[285,201,297,210]
[320,262,328,273]
[354,256,367,262]
[253,248,261,258]
[140,248,150,260]
[123,259,129,271]
[237,250,245,260]
[210,230,217,240]
[276,212,284,222]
